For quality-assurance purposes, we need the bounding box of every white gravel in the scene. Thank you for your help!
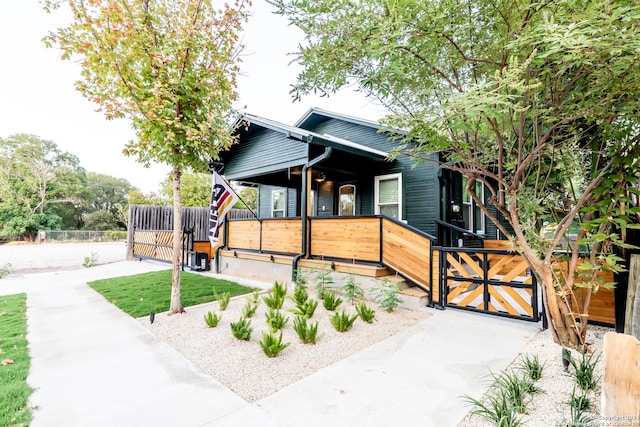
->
[139,289,429,402]
[459,325,608,427]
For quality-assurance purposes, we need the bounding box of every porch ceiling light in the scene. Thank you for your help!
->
[315,172,326,183]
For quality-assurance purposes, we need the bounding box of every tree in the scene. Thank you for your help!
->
[45,0,250,314]
[233,184,257,211]
[160,170,212,207]
[84,172,134,229]
[273,0,640,349]
[0,134,87,239]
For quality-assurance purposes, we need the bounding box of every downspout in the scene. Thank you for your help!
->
[292,146,333,281]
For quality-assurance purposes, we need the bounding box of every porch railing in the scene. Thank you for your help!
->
[225,215,437,298]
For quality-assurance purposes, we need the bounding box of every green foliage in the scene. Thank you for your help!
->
[82,252,99,268]
[312,268,334,299]
[204,311,221,328]
[242,299,258,318]
[215,291,231,311]
[265,309,289,332]
[263,281,287,310]
[516,354,545,381]
[230,317,252,341]
[372,280,403,312]
[293,268,308,289]
[330,310,358,332]
[273,0,640,349]
[0,263,12,279]
[288,299,318,319]
[89,270,253,317]
[341,275,364,305]
[291,285,309,306]
[160,171,212,207]
[0,293,33,426]
[567,386,594,426]
[355,302,375,324]
[566,350,600,391]
[321,291,342,311]
[292,315,319,344]
[463,369,539,426]
[258,331,290,357]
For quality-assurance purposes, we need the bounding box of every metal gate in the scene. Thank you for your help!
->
[438,247,540,322]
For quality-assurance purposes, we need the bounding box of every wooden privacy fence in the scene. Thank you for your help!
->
[227,215,437,296]
[132,230,190,263]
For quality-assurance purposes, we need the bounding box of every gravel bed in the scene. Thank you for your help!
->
[459,325,609,427]
[140,290,429,402]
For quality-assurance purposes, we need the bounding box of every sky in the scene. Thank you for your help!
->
[0,1,386,193]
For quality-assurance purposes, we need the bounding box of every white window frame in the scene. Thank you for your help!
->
[338,184,356,216]
[271,189,286,218]
[462,176,486,234]
[374,173,403,220]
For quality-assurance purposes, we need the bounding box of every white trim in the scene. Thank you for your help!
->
[338,184,356,216]
[374,173,403,220]
[271,188,286,218]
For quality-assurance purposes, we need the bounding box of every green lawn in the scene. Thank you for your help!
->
[89,269,255,317]
[0,293,32,427]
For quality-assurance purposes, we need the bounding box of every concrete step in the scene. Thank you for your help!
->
[398,286,430,311]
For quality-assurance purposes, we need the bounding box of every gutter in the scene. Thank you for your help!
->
[292,146,333,281]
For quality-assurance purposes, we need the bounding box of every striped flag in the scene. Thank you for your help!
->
[208,171,238,246]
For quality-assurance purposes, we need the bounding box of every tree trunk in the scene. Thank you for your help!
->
[168,164,185,315]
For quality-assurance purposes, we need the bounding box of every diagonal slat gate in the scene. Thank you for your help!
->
[439,247,540,322]
[133,230,191,264]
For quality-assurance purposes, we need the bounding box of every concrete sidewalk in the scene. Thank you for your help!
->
[0,260,541,426]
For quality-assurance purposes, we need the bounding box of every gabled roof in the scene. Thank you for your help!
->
[238,113,389,161]
[294,107,408,137]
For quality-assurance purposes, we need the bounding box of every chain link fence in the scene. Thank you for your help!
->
[37,230,127,243]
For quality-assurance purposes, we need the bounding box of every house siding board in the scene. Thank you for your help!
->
[225,128,307,180]
[316,181,334,216]
[302,117,440,234]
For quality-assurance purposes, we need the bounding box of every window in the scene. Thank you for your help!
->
[338,185,356,216]
[271,189,286,218]
[462,176,485,234]
[375,174,402,219]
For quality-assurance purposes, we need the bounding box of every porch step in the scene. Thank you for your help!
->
[398,286,430,311]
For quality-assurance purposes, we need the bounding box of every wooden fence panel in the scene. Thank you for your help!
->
[382,218,432,291]
[602,332,640,417]
[132,230,179,262]
[261,219,302,254]
[227,220,261,251]
[310,217,380,262]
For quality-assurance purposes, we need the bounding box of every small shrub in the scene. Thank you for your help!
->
[242,299,258,318]
[291,285,309,305]
[263,282,287,310]
[258,331,290,357]
[82,252,99,268]
[292,315,319,344]
[567,385,594,425]
[230,317,252,341]
[215,291,231,311]
[463,389,524,427]
[341,274,364,304]
[0,262,12,279]
[288,299,318,319]
[313,268,334,299]
[567,350,600,391]
[355,301,375,324]
[517,354,545,381]
[372,279,403,312]
[330,309,358,332]
[265,309,289,332]
[293,269,308,289]
[322,291,342,311]
[251,290,260,303]
[204,311,221,328]
[493,370,538,413]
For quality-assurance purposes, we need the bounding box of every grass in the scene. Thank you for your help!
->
[0,293,32,427]
[88,269,254,317]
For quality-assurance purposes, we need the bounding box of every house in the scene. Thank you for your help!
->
[221,108,497,241]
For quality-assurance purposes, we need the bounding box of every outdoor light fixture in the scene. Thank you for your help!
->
[315,172,326,183]
[452,203,461,213]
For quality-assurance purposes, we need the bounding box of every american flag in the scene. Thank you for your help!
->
[208,171,238,246]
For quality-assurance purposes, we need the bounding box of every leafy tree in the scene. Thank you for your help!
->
[127,189,168,206]
[233,185,257,211]
[82,209,118,231]
[0,134,87,238]
[45,0,250,314]
[273,0,640,349]
[160,171,211,207]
